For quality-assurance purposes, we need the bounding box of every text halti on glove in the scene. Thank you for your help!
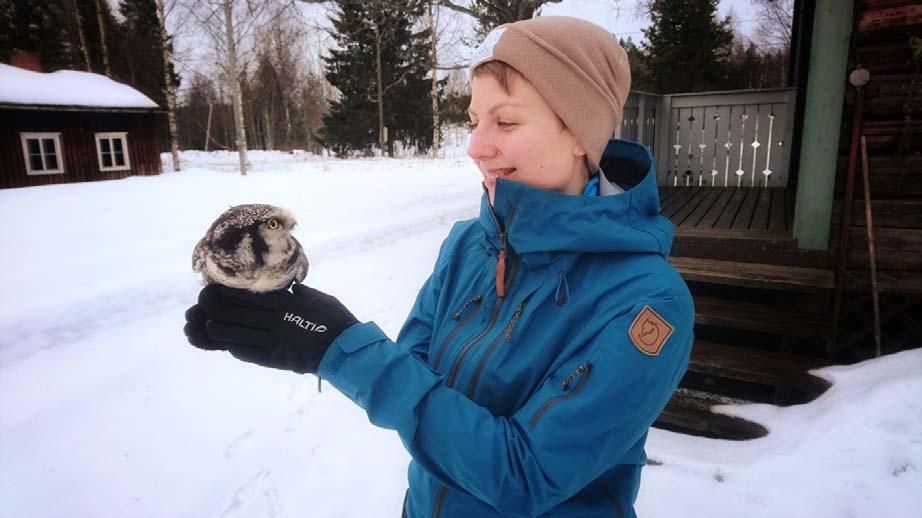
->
[283,312,328,333]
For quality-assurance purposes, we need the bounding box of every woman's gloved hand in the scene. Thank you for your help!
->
[184,283,359,374]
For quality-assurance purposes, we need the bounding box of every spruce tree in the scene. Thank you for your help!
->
[119,0,179,106]
[0,0,81,72]
[640,0,734,94]
[322,0,433,156]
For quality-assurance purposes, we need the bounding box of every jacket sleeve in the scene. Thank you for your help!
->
[317,290,694,517]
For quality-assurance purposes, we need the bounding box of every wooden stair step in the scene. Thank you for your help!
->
[693,295,835,338]
[654,388,768,441]
[846,269,922,296]
[669,230,828,268]
[670,256,835,293]
[689,340,831,397]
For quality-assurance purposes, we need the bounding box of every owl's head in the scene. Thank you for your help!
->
[207,204,299,262]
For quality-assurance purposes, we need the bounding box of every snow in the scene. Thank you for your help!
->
[1,150,919,518]
[0,64,159,109]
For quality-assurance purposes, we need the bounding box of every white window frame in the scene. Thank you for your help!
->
[94,132,131,172]
[20,132,65,175]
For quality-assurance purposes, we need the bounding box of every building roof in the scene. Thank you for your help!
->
[0,64,160,111]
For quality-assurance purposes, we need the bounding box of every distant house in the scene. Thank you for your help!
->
[0,54,165,189]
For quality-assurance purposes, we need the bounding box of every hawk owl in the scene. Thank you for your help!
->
[192,204,308,292]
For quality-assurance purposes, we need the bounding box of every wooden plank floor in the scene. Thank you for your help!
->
[659,186,791,235]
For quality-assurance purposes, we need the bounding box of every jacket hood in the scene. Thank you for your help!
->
[479,139,673,266]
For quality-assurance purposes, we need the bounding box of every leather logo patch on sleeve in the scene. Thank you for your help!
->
[628,306,675,356]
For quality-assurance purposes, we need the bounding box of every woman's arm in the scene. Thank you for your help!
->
[318,294,694,517]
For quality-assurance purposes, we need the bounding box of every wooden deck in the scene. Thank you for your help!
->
[659,186,793,236]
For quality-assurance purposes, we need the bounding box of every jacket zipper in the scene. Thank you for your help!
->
[445,257,516,388]
[464,294,533,399]
[528,363,593,428]
[593,478,625,518]
[433,295,483,370]
[445,205,517,388]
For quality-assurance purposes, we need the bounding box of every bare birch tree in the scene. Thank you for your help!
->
[183,0,300,172]
[428,0,440,156]
[94,0,111,77]
[753,0,793,51]
[155,0,182,171]
[222,0,248,175]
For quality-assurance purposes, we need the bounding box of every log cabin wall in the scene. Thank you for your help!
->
[830,0,922,352]
[832,0,922,276]
[0,109,164,189]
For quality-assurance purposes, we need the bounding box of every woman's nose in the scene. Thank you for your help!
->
[467,125,497,160]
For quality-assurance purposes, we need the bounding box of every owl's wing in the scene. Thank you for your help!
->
[192,238,206,273]
[292,237,309,283]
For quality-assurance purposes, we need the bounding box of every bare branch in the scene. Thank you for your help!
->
[438,0,477,18]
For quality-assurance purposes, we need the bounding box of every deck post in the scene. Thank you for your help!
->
[654,94,673,185]
[791,0,854,250]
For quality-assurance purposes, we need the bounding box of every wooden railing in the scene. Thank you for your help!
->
[616,88,797,188]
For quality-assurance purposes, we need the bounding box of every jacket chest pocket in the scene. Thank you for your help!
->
[431,293,484,372]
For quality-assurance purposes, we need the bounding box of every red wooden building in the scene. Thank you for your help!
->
[0,55,164,190]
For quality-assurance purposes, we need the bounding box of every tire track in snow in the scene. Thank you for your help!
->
[0,197,477,367]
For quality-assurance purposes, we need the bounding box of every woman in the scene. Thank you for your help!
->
[185,16,694,518]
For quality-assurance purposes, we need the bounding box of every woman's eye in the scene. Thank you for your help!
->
[498,121,517,128]
[470,121,479,129]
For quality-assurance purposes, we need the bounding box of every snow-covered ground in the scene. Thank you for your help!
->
[1,151,919,518]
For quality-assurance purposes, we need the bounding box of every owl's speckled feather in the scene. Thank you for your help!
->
[193,204,308,292]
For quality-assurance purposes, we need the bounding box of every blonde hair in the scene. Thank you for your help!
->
[471,60,521,94]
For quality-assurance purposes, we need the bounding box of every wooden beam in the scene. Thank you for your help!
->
[688,340,831,396]
[693,295,835,338]
[670,256,835,292]
[858,4,922,32]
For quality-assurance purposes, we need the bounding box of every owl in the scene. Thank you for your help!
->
[192,204,308,292]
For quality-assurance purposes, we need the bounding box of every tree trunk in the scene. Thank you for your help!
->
[205,103,214,152]
[283,101,291,148]
[373,25,386,157]
[223,0,248,175]
[264,109,274,151]
[155,0,181,171]
[429,1,440,157]
[94,0,111,77]
[73,0,91,72]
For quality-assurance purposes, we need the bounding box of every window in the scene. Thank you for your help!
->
[95,132,131,172]
[20,132,64,175]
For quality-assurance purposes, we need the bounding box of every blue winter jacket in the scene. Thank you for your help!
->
[317,139,695,517]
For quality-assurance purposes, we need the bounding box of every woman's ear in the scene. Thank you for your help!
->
[573,143,586,158]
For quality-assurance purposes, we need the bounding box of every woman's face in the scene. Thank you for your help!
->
[467,72,589,205]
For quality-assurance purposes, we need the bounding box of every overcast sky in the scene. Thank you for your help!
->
[541,0,763,44]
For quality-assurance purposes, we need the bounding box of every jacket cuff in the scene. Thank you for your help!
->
[317,322,389,393]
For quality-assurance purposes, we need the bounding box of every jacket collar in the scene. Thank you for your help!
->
[478,139,673,267]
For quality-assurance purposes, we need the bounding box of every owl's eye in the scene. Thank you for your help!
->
[267,219,280,230]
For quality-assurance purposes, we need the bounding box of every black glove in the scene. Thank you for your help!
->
[184,283,359,374]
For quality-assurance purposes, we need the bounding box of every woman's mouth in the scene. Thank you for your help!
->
[485,168,516,179]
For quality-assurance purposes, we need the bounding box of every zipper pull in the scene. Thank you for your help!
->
[452,294,483,320]
[495,248,507,298]
[504,294,531,342]
[561,363,592,390]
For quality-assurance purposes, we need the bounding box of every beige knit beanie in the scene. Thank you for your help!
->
[469,16,631,172]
